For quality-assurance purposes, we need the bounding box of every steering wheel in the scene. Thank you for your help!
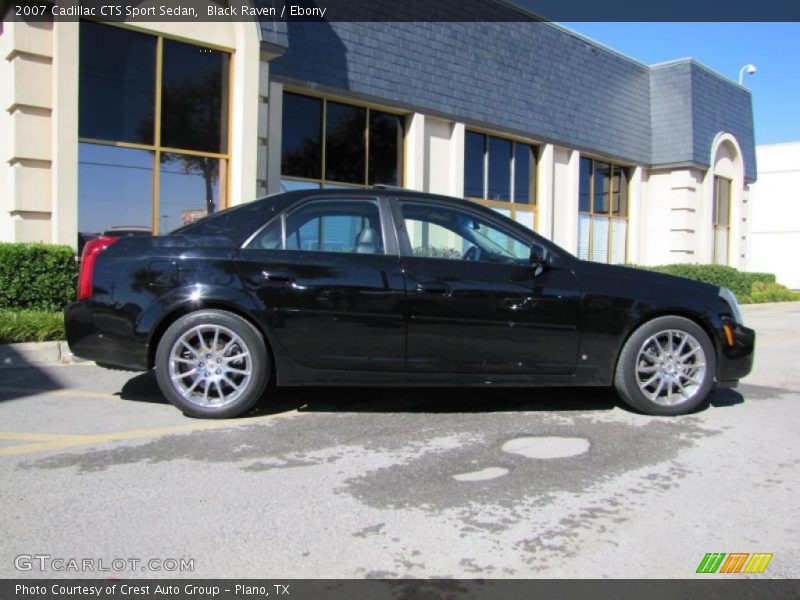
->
[462,245,482,261]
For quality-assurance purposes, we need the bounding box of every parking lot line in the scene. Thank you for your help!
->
[0,410,300,458]
[0,432,88,442]
[0,386,120,400]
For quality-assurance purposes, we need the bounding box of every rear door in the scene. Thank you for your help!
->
[393,198,581,375]
[236,195,406,371]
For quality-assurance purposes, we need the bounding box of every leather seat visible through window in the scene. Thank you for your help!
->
[355,228,380,254]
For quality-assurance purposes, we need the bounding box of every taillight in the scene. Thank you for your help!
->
[77,236,120,300]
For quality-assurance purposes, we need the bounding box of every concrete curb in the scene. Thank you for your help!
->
[0,341,86,368]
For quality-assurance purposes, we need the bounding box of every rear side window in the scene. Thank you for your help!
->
[247,199,384,255]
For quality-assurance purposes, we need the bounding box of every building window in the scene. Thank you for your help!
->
[280,91,404,191]
[77,21,230,249]
[463,130,537,231]
[713,175,732,265]
[578,157,629,264]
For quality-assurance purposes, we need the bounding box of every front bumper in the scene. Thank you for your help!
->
[717,320,755,383]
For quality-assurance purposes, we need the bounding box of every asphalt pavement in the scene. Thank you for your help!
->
[1,303,798,578]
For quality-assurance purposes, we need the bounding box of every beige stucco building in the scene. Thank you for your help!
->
[747,142,800,289]
[1,12,755,271]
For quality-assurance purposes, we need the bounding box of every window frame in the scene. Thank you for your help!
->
[463,129,538,231]
[577,156,631,264]
[78,21,233,235]
[280,89,406,191]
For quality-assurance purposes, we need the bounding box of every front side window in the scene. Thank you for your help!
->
[463,131,537,231]
[577,157,629,264]
[248,200,383,255]
[78,21,230,249]
[280,92,404,191]
[400,202,530,264]
[713,176,732,265]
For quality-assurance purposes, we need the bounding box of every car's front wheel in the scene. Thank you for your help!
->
[155,309,270,418]
[614,315,716,415]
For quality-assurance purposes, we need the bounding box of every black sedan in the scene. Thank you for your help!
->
[65,189,755,418]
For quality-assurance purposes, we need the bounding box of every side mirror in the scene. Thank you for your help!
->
[529,244,547,269]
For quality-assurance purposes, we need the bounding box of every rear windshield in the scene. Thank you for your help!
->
[170,199,279,245]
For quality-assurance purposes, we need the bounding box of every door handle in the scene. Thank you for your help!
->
[416,282,451,295]
[261,271,295,285]
[500,296,536,311]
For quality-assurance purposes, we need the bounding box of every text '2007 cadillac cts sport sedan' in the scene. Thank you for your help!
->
[65,189,755,418]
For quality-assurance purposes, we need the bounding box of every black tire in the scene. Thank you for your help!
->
[154,309,270,418]
[614,315,716,416]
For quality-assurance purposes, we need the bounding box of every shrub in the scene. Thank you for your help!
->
[636,263,797,304]
[745,281,800,304]
[0,309,65,343]
[0,243,78,311]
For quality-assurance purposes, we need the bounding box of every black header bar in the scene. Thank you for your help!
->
[5,0,800,23]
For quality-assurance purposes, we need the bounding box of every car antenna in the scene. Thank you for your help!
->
[370,184,406,190]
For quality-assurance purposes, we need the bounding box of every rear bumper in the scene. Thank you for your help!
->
[716,320,755,383]
[64,301,149,371]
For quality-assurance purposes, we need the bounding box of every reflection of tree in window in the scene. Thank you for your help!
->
[325,102,366,184]
[464,131,485,198]
[281,92,404,188]
[281,93,322,180]
[155,41,227,216]
[369,111,403,186]
[159,155,222,233]
[488,137,511,201]
[79,21,156,144]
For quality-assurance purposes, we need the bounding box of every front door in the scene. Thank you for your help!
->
[395,199,581,375]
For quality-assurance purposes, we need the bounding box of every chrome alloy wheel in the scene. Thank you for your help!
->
[167,324,252,408]
[634,329,707,407]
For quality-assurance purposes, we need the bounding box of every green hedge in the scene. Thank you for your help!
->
[0,243,78,311]
[638,264,797,304]
[0,309,65,344]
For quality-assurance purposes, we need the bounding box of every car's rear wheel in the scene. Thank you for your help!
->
[155,309,269,418]
[614,315,716,415]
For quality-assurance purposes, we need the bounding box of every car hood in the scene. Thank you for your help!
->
[572,260,719,296]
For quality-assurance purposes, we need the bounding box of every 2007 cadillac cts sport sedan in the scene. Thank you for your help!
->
[65,189,755,418]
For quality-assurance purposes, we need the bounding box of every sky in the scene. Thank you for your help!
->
[558,22,800,146]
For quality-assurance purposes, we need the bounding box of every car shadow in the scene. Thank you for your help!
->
[0,346,64,402]
[117,372,623,415]
[283,386,623,415]
[708,387,746,409]
[115,371,765,417]
[116,371,170,405]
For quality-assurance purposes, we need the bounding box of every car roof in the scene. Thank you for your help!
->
[174,188,562,255]
[252,187,509,213]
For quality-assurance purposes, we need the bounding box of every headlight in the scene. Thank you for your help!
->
[719,287,743,324]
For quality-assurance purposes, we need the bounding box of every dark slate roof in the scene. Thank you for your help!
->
[259,4,756,181]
